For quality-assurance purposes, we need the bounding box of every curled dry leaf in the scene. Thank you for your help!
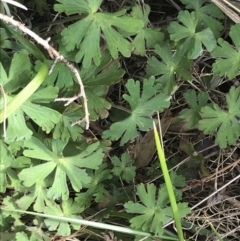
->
[132,116,173,168]
[102,231,122,241]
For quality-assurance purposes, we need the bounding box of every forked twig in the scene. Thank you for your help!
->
[0,13,90,129]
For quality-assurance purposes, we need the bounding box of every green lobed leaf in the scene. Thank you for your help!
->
[40,61,75,89]
[16,232,29,241]
[0,140,13,193]
[102,76,170,145]
[85,86,111,120]
[75,163,112,207]
[53,108,84,141]
[179,89,209,128]
[180,0,223,37]
[0,49,51,141]
[5,108,33,142]
[131,5,164,55]
[20,138,104,200]
[111,153,136,183]
[169,172,186,188]
[81,49,125,86]
[22,104,61,134]
[124,183,189,236]
[57,3,143,68]
[146,44,192,94]
[54,0,93,14]
[211,24,240,79]
[168,10,216,59]
[16,180,50,212]
[3,50,32,93]
[199,86,240,148]
[44,199,82,236]
[3,85,61,140]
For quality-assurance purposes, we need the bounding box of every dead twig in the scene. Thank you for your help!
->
[210,0,240,23]
[0,13,90,129]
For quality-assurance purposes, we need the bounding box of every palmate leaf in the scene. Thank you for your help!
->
[211,24,240,79]
[54,0,143,68]
[179,90,209,128]
[2,50,32,93]
[0,139,31,193]
[16,180,51,212]
[15,175,53,212]
[44,199,83,236]
[75,163,112,207]
[199,86,240,148]
[53,107,84,141]
[0,51,61,142]
[19,137,104,200]
[168,10,216,59]
[34,59,76,89]
[102,77,170,145]
[124,183,189,236]
[15,232,29,241]
[6,86,61,142]
[0,140,13,193]
[49,50,124,127]
[85,86,111,120]
[111,153,136,183]
[15,231,49,241]
[180,0,223,37]
[146,44,192,94]
[45,50,124,142]
[130,5,164,55]
[5,107,33,141]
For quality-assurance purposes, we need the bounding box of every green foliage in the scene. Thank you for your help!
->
[130,5,165,55]
[124,181,190,236]
[168,10,216,59]
[54,0,144,68]
[199,86,240,148]
[75,163,113,207]
[1,1,239,240]
[103,76,170,145]
[44,199,82,236]
[19,138,104,201]
[211,24,240,79]
[0,140,13,192]
[180,0,224,37]
[146,44,192,94]
[111,152,136,183]
[179,89,209,128]
[0,50,58,142]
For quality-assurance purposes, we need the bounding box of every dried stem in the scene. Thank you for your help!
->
[0,13,90,129]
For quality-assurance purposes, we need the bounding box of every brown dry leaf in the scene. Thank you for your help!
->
[133,116,173,168]
[102,231,122,241]
[168,116,196,133]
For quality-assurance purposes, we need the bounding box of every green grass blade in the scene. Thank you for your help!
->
[153,121,185,241]
[1,208,179,240]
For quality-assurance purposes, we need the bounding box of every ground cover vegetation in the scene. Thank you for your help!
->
[0,0,240,240]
